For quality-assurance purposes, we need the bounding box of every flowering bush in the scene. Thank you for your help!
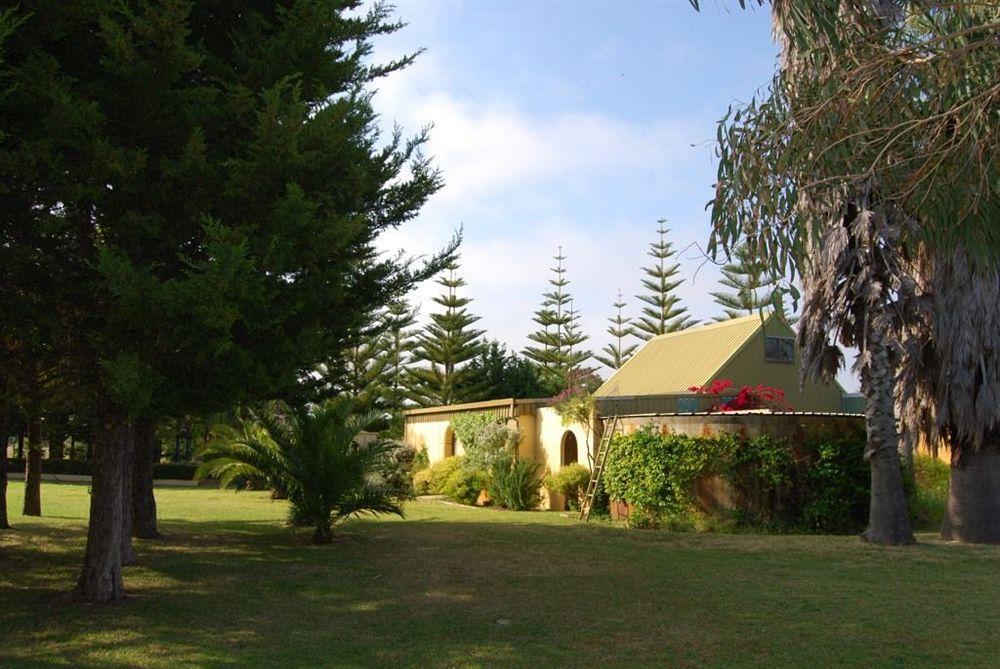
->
[689,378,793,412]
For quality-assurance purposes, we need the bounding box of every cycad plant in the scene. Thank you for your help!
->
[197,399,410,543]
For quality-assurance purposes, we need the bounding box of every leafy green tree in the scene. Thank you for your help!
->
[407,262,485,406]
[197,399,409,544]
[524,249,592,388]
[466,341,555,400]
[633,221,696,339]
[0,1,449,600]
[595,290,638,370]
[693,0,948,543]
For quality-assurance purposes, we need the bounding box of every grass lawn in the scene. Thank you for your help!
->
[3,482,1000,668]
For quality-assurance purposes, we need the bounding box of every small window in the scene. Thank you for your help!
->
[764,336,795,364]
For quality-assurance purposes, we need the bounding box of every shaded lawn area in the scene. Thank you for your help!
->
[2,483,999,668]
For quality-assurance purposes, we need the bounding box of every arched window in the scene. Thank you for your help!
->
[561,431,578,466]
[444,427,456,458]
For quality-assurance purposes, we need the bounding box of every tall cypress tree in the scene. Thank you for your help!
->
[407,262,484,406]
[0,2,449,602]
[524,249,591,388]
[595,290,638,370]
[633,221,695,339]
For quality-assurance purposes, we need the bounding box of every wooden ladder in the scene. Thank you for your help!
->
[579,415,622,522]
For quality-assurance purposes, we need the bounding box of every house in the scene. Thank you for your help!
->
[594,312,847,415]
[402,312,856,510]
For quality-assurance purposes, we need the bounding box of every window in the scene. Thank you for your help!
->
[764,336,795,364]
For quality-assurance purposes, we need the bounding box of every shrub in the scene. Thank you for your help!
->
[442,465,486,505]
[412,468,433,495]
[450,413,519,471]
[425,456,466,494]
[911,454,949,529]
[413,446,430,473]
[801,437,870,534]
[545,463,591,510]
[488,452,543,511]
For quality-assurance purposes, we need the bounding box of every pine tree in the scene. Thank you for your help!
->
[711,245,770,320]
[382,298,418,408]
[595,290,638,370]
[407,263,484,406]
[633,220,696,339]
[523,249,591,389]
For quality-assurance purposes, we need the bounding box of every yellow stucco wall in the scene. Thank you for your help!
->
[402,406,592,511]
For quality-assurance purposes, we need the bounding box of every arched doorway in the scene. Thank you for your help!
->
[561,431,578,466]
[444,427,456,458]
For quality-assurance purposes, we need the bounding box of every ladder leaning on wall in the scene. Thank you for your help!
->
[579,415,622,522]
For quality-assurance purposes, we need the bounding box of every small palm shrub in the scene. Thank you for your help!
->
[488,452,543,511]
[197,398,411,544]
[545,463,591,510]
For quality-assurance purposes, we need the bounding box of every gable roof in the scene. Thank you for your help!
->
[594,313,785,398]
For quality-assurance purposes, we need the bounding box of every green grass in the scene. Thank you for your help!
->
[3,482,1000,668]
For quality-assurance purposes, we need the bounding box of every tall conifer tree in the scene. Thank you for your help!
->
[382,298,418,408]
[524,249,591,388]
[633,220,695,339]
[595,290,638,370]
[407,262,484,406]
[711,245,769,320]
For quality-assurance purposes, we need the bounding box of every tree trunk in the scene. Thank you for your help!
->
[1,415,10,530]
[132,419,160,539]
[120,424,136,566]
[22,419,42,517]
[860,330,914,545]
[49,433,65,460]
[75,410,128,603]
[17,427,24,459]
[941,447,1000,543]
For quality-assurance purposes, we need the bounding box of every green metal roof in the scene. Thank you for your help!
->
[594,313,775,398]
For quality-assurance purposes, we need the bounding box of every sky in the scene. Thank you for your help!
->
[368,1,859,392]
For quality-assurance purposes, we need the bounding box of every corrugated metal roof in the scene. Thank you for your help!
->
[594,313,771,398]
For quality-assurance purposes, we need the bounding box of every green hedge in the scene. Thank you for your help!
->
[6,459,199,481]
[603,425,870,533]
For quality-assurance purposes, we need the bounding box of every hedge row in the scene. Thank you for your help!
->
[5,459,199,481]
[603,426,870,533]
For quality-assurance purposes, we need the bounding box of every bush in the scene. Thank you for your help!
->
[545,463,591,510]
[423,456,466,494]
[488,453,543,511]
[412,468,433,495]
[801,437,870,534]
[603,424,871,534]
[450,413,519,471]
[911,454,950,529]
[442,466,486,505]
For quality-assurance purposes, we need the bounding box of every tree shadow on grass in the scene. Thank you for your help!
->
[6,508,1000,668]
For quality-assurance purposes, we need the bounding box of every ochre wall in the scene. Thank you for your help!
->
[402,407,592,511]
[535,407,594,511]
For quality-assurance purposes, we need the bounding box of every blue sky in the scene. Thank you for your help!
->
[370,2,858,392]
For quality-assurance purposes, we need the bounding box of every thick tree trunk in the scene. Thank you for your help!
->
[75,411,128,603]
[860,330,914,545]
[120,424,136,565]
[941,447,1000,543]
[1,415,9,530]
[132,419,160,539]
[22,419,42,517]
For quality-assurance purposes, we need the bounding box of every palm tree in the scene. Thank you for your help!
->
[197,399,410,544]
